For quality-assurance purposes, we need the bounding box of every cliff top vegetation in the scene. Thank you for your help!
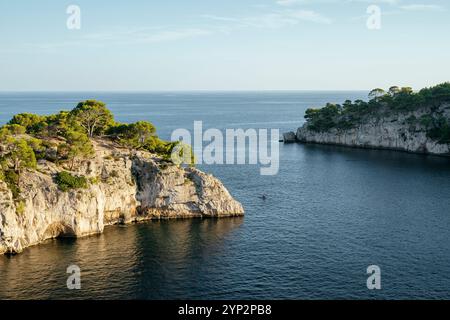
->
[0,100,187,197]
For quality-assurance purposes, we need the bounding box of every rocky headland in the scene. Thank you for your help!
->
[285,83,450,156]
[0,101,243,255]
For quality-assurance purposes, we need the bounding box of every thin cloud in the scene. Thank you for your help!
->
[20,27,213,52]
[346,0,400,5]
[137,29,212,43]
[276,0,304,6]
[347,0,445,22]
[276,0,340,5]
[203,9,333,29]
[343,0,445,11]
[200,14,240,22]
[400,4,444,11]
[83,27,212,44]
[289,10,333,24]
[275,0,400,5]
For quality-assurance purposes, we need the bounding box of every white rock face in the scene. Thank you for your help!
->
[296,105,450,156]
[0,140,244,255]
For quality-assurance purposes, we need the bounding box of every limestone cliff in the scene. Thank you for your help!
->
[0,139,244,255]
[292,104,450,156]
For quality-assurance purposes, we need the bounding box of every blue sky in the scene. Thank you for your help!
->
[0,0,449,91]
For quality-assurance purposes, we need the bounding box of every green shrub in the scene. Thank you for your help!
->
[427,117,450,144]
[420,115,433,128]
[8,113,44,133]
[107,121,156,149]
[89,176,100,184]
[3,170,21,199]
[16,201,26,215]
[70,100,114,137]
[305,104,340,132]
[107,121,191,164]
[406,115,417,125]
[55,171,88,192]
[3,124,26,135]
[61,130,94,169]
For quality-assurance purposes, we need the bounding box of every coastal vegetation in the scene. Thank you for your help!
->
[304,83,450,144]
[0,100,191,198]
[55,171,88,192]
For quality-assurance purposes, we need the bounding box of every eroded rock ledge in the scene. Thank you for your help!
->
[0,139,244,255]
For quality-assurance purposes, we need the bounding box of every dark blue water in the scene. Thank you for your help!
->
[1,92,450,300]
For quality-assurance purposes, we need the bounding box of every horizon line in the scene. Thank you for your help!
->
[0,89,371,93]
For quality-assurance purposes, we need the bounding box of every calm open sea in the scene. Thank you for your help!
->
[1,92,450,299]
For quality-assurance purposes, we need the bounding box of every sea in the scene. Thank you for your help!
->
[1,91,450,299]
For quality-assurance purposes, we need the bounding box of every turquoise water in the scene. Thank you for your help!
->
[1,92,450,299]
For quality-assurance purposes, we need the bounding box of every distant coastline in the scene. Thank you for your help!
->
[285,83,450,157]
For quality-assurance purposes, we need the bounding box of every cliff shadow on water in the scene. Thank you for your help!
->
[0,217,244,299]
[301,143,450,168]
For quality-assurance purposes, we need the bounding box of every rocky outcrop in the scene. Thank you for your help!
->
[282,132,297,143]
[293,105,450,156]
[0,139,244,255]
